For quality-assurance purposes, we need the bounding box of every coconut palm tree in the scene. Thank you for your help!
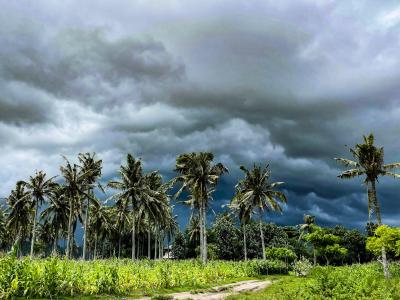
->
[108,154,148,260]
[60,156,95,258]
[233,164,287,260]
[6,182,32,257]
[299,214,316,265]
[229,199,251,261]
[41,184,70,255]
[139,170,171,259]
[112,195,130,258]
[173,152,227,264]
[164,209,178,258]
[78,152,102,260]
[335,133,400,278]
[23,170,57,257]
[88,204,110,259]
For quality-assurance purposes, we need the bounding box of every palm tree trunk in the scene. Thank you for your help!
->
[66,198,74,259]
[82,198,90,260]
[16,228,22,258]
[52,231,58,256]
[259,211,266,260]
[30,201,39,258]
[313,248,317,266]
[148,230,151,259]
[167,236,170,259]
[202,200,207,263]
[118,234,122,258]
[159,232,163,259]
[370,180,390,279]
[154,229,158,259]
[132,217,136,260]
[94,233,98,260]
[199,208,204,262]
[243,224,247,261]
[136,235,140,259]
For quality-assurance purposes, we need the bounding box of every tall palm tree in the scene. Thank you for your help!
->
[88,204,110,259]
[173,152,227,263]
[335,133,400,278]
[140,171,171,259]
[229,199,251,261]
[60,156,95,258]
[23,170,57,258]
[108,154,148,260]
[41,184,70,255]
[164,209,178,259]
[6,182,32,257]
[233,164,287,260]
[78,152,102,260]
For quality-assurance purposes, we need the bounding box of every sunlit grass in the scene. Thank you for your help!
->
[0,255,286,299]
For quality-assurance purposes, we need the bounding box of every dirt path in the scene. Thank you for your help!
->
[139,279,272,300]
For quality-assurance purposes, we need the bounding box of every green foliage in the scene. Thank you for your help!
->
[264,247,296,263]
[0,256,288,298]
[292,257,313,277]
[207,243,219,260]
[171,231,187,259]
[229,263,400,300]
[211,214,241,260]
[246,259,288,275]
[243,222,290,259]
[366,224,400,256]
[305,225,347,265]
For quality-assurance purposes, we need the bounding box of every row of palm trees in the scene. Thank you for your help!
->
[0,150,288,263]
[2,153,178,260]
[1,133,394,272]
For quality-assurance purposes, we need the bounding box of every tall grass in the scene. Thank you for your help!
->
[0,255,286,298]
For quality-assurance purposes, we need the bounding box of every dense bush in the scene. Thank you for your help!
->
[292,257,313,276]
[246,259,288,275]
[0,256,287,299]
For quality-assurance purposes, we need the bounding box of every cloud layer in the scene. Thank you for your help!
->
[2,0,400,229]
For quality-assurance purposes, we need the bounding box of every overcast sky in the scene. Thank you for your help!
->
[1,0,400,229]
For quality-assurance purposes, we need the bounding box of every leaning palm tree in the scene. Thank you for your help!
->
[23,170,57,257]
[335,133,400,278]
[78,152,102,260]
[233,164,287,260]
[173,152,227,264]
[6,182,32,257]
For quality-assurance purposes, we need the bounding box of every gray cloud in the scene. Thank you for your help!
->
[1,0,400,229]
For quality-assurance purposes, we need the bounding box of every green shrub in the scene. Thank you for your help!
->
[292,257,313,276]
[247,259,288,275]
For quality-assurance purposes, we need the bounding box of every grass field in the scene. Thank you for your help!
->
[0,255,287,299]
[227,263,400,300]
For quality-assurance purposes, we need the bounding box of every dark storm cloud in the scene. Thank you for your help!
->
[1,0,400,229]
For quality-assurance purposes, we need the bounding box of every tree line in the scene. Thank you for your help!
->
[0,151,286,263]
[0,133,399,277]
